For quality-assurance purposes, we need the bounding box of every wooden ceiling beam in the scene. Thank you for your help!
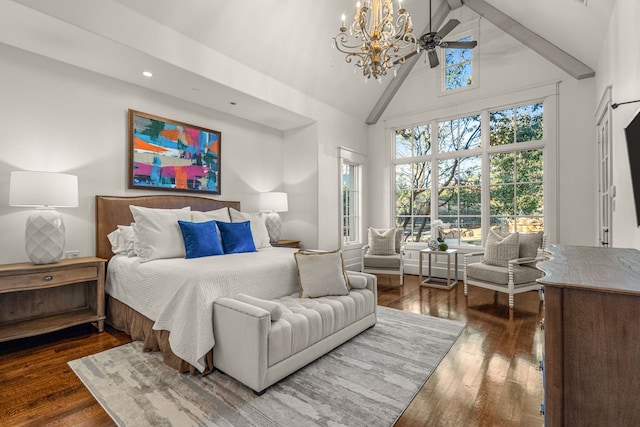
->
[366,1,451,125]
[462,0,595,80]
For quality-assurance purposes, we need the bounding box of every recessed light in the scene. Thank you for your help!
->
[142,71,153,77]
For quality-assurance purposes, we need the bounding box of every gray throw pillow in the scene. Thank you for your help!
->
[294,249,350,298]
[484,230,520,267]
[519,231,543,259]
[369,228,397,255]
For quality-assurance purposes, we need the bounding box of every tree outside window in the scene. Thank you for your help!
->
[394,102,544,247]
[444,36,474,92]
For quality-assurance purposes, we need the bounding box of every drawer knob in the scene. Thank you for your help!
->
[42,275,53,282]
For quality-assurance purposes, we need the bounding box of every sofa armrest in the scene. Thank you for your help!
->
[214,297,272,320]
[346,271,378,313]
[212,297,271,389]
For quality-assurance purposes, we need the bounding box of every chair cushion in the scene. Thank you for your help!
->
[467,262,543,286]
[363,253,402,269]
[484,230,519,267]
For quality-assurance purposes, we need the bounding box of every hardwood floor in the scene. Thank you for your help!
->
[0,274,544,426]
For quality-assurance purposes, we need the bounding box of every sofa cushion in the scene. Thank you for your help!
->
[484,230,520,267]
[363,253,402,269]
[266,289,375,367]
[467,262,543,286]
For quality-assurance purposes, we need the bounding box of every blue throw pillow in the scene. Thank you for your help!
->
[216,221,257,254]
[178,220,224,259]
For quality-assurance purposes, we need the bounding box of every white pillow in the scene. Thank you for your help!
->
[294,249,350,298]
[191,207,230,223]
[229,208,271,249]
[107,225,135,256]
[129,205,192,262]
[107,229,125,255]
[118,225,136,256]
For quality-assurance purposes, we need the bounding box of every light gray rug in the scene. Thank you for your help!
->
[69,306,464,427]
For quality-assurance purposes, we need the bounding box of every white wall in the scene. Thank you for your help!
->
[596,0,640,249]
[0,41,369,264]
[367,7,597,249]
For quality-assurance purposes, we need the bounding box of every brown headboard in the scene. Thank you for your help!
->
[96,195,241,261]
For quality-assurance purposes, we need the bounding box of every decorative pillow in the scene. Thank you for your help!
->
[228,208,271,249]
[519,231,543,259]
[177,220,224,259]
[235,293,283,321]
[348,275,368,289]
[294,249,350,298]
[191,208,231,223]
[216,221,257,254]
[483,230,520,267]
[368,228,397,255]
[129,205,192,262]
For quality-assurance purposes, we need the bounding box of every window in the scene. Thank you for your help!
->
[394,102,545,247]
[342,160,360,244]
[443,35,475,92]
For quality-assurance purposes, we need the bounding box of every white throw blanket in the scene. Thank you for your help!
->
[106,248,300,371]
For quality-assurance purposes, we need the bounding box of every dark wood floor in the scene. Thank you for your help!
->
[0,274,545,427]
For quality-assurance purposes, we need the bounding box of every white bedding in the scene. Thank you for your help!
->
[106,247,300,372]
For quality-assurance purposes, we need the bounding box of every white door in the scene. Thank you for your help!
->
[596,88,613,247]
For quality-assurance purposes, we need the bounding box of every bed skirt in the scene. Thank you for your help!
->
[106,295,214,375]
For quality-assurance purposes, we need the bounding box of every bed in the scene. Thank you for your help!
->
[96,195,301,374]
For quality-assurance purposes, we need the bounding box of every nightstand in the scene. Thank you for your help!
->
[0,257,106,343]
[272,240,301,248]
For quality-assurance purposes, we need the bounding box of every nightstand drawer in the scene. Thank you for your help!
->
[0,266,98,293]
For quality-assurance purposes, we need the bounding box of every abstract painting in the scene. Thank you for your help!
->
[128,110,221,194]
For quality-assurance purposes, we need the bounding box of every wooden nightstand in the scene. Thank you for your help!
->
[272,240,301,248]
[0,257,106,343]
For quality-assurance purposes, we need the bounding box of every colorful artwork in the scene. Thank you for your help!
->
[128,110,221,194]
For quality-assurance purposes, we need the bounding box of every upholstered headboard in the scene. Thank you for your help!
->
[95,195,241,261]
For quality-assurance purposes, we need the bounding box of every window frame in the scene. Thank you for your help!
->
[339,147,365,248]
[439,28,478,95]
[391,99,551,248]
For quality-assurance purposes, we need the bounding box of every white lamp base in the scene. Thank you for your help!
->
[264,211,282,243]
[25,208,65,264]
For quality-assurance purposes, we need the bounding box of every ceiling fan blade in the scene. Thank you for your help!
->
[441,40,478,49]
[393,49,421,65]
[427,50,439,68]
[436,19,460,39]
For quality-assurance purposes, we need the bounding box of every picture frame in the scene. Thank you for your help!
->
[128,109,221,194]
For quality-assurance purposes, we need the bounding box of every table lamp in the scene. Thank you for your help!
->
[9,171,79,264]
[259,192,288,243]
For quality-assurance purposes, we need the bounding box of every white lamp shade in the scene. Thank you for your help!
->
[9,171,78,207]
[259,192,288,212]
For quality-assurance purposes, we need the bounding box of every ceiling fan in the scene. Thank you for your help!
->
[404,0,478,68]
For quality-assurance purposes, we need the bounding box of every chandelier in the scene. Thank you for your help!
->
[333,0,418,81]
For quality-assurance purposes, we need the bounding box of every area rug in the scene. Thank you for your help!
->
[69,306,465,427]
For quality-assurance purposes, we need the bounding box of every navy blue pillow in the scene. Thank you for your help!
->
[178,220,224,259]
[216,221,257,254]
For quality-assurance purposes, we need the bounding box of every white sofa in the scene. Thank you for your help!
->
[212,271,377,394]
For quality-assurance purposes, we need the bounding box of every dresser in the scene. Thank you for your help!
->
[0,257,106,342]
[538,245,640,427]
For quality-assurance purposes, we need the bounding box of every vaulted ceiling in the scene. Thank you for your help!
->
[3,0,615,130]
